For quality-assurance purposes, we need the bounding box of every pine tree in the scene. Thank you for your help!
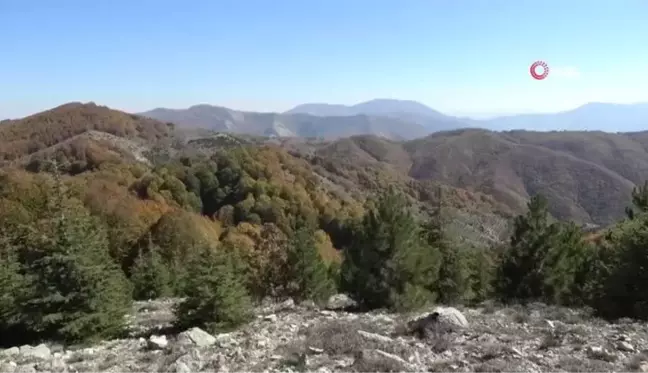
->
[130,237,171,300]
[341,187,439,311]
[174,246,253,333]
[424,187,469,304]
[435,244,470,304]
[284,222,335,304]
[542,222,590,305]
[16,167,132,342]
[626,181,648,219]
[0,232,28,341]
[592,216,648,319]
[466,247,496,303]
[494,194,557,302]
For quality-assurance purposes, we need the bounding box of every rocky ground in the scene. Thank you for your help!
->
[3,296,648,372]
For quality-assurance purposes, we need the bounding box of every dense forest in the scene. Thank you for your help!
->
[2,103,648,347]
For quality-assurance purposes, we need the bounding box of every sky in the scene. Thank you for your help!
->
[1,0,647,120]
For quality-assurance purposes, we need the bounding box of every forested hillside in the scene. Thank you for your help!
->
[286,129,648,226]
[4,102,648,354]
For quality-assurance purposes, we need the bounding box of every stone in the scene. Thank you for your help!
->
[14,365,36,373]
[639,361,648,373]
[263,314,278,322]
[586,346,616,361]
[406,307,468,338]
[178,327,216,347]
[147,335,168,350]
[432,306,469,328]
[19,344,51,360]
[616,340,635,352]
[1,347,20,356]
[357,330,393,343]
[326,294,356,310]
[0,361,17,373]
[356,349,414,370]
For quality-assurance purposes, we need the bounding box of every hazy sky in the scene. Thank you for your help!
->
[1,0,647,119]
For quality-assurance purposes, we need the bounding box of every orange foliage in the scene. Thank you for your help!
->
[0,102,173,160]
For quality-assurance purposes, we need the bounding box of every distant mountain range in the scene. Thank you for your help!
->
[140,99,648,140]
[481,102,648,132]
[140,103,432,140]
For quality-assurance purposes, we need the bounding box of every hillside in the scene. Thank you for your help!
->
[6,101,648,237]
[139,104,429,140]
[308,129,648,225]
[0,102,174,163]
[0,103,512,253]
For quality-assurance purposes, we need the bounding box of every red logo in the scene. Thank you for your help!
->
[530,61,549,80]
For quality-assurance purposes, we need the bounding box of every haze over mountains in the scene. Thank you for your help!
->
[140,99,648,140]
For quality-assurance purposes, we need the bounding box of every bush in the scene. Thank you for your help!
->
[174,246,253,333]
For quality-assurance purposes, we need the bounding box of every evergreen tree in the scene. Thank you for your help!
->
[130,237,171,300]
[0,234,28,341]
[174,246,253,333]
[16,172,132,343]
[466,247,496,303]
[435,244,470,304]
[341,187,439,311]
[494,195,557,302]
[542,222,590,305]
[626,181,648,219]
[424,187,469,304]
[284,221,335,304]
[592,216,648,319]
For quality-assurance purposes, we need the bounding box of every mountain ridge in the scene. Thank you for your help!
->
[139,104,431,140]
[141,99,648,139]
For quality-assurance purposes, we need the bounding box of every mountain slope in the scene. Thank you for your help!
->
[140,104,429,140]
[484,102,648,132]
[302,129,648,226]
[286,98,474,132]
[0,102,173,162]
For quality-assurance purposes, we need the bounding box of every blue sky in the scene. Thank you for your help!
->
[1,0,647,119]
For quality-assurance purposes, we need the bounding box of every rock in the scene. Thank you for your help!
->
[147,334,168,349]
[1,347,20,356]
[0,361,17,373]
[432,306,469,328]
[18,344,51,360]
[586,346,616,361]
[177,327,216,347]
[276,298,295,311]
[263,314,278,322]
[616,340,635,352]
[639,361,648,373]
[406,307,468,338]
[308,347,324,354]
[326,294,356,310]
[172,350,203,372]
[357,330,393,343]
[14,365,36,373]
[355,349,414,371]
[214,333,238,348]
[35,358,67,373]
